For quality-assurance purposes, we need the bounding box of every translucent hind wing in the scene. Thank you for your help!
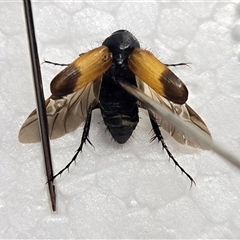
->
[19,81,100,143]
[139,83,211,149]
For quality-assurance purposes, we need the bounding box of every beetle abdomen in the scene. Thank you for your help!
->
[99,74,138,144]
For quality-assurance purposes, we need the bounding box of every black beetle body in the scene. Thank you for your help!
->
[100,30,140,143]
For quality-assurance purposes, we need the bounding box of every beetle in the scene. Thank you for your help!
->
[19,29,211,183]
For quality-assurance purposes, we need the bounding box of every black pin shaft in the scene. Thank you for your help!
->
[23,0,56,211]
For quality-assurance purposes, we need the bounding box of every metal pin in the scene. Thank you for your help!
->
[23,0,57,211]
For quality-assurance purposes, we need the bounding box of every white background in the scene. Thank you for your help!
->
[1,1,240,238]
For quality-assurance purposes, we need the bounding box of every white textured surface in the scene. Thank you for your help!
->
[1,1,240,238]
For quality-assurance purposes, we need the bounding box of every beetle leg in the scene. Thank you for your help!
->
[149,112,196,186]
[165,62,190,67]
[51,104,94,180]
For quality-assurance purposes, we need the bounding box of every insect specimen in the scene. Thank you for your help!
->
[19,30,211,183]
